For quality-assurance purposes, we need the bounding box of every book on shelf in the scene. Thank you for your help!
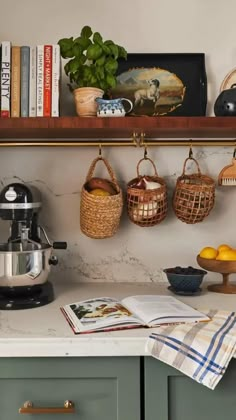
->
[51,44,60,117]
[1,41,11,117]
[61,295,210,334]
[11,46,21,117]
[20,46,30,117]
[36,45,44,116]
[43,45,52,117]
[29,46,37,117]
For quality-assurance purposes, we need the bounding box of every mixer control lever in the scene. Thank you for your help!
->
[49,256,58,266]
[53,242,67,249]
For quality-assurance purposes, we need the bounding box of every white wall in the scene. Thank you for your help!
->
[0,1,235,285]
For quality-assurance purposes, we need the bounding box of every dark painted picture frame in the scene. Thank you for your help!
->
[111,53,207,117]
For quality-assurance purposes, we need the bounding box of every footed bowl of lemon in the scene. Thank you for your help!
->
[197,244,236,294]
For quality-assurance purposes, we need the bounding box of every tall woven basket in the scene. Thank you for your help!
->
[80,157,123,239]
[127,157,168,227]
[173,157,215,224]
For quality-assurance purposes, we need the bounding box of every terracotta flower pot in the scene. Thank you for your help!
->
[73,87,104,117]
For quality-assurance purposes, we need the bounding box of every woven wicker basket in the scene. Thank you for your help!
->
[80,157,123,239]
[173,157,215,224]
[127,157,168,227]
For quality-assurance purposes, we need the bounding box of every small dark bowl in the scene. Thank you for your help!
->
[163,266,207,292]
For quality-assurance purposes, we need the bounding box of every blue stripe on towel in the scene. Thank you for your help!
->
[149,335,224,376]
[150,333,224,372]
[199,314,236,383]
[193,312,235,380]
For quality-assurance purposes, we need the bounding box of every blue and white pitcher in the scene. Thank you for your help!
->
[95,97,133,117]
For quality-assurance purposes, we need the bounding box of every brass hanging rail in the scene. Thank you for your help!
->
[0,141,138,147]
[0,141,236,147]
[138,140,236,147]
[138,132,236,147]
[0,132,140,147]
[0,131,235,147]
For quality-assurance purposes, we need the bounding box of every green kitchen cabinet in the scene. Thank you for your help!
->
[2,355,236,420]
[0,357,140,420]
[144,356,236,420]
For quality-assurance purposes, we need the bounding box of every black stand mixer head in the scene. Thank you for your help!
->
[0,183,67,310]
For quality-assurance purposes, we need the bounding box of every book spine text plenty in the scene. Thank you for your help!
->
[1,41,11,117]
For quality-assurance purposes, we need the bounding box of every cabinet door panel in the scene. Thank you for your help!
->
[1,378,116,420]
[145,356,236,420]
[0,357,140,420]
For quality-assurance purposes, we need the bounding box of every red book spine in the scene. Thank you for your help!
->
[43,45,52,117]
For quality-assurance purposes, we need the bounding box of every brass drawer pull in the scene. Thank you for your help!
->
[19,400,75,414]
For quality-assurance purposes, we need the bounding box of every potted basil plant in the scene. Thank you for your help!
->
[58,26,127,117]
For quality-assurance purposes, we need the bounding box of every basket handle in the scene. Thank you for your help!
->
[85,156,119,187]
[136,157,158,177]
[181,157,201,176]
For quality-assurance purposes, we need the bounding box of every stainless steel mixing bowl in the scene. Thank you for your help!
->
[0,243,56,287]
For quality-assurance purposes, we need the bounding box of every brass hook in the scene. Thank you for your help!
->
[132,131,139,146]
[189,142,193,159]
[233,142,236,158]
[144,144,148,159]
[98,143,102,157]
[139,132,146,147]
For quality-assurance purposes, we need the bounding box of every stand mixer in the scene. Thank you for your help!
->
[0,183,67,309]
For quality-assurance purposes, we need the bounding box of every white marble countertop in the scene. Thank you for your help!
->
[0,282,236,358]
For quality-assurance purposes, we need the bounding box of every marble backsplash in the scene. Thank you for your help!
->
[0,144,234,285]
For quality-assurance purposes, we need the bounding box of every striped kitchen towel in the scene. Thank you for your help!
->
[146,310,236,389]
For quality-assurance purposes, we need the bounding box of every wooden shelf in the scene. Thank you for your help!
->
[0,116,236,145]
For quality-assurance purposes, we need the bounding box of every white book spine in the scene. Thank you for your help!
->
[51,44,60,117]
[1,41,11,117]
[36,45,44,117]
[29,46,37,117]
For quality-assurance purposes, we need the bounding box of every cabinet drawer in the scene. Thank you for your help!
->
[0,357,140,420]
[145,356,236,420]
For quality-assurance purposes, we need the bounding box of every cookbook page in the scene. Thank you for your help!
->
[62,297,143,333]
[121,295,209,326]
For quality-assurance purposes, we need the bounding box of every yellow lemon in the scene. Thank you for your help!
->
[216,249,236,261]
[217,244,232,253]
[90,188,111,197]
[199,247,218,259]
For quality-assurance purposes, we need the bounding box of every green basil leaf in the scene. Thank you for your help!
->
[96,55,106,66]
[81,25,92,38]
[99,80,107,91]
[64,62,70,76]
[90,75,98,85]
[104,39,114,46]
[106,74,117,88]
[93,32,103,44]
[96,66,105,80]
[58,38,74,58]
[101,44,110,55]
[68,58,81,74]
[118,46,127,59]
[83,65,92,79]
[86,44,103,60]
[58,37,73,51]
[105,58,118,74]
[74,36,92,51]
[73,43,83,57]
[108,44,119,59]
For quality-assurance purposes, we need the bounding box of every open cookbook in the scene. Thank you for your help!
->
[61,295,210,334]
